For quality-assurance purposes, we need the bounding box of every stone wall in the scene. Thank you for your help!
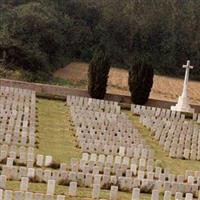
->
[0,78,200,112]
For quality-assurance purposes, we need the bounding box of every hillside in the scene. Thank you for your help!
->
[54,62,200,105]
[1,1,200,80]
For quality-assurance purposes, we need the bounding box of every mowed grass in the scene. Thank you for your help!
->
[36,98,81,164]
[125,111,200,175]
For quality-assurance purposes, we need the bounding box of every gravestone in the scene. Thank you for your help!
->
[45,156,53,166]
[92,184,100,199]
[132,188,140,200]
[36,155,44,167]
[56,195,65,200]
[164,191,171,200]
[110,186,118,200]
[0,175,7,189]
[20,177,29,192]
[69,182,77,197]
[151,190,159,200]
[47,180,55,196]
[25,192,33,200]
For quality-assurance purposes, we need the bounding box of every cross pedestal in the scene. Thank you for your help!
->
[171,60,195,114]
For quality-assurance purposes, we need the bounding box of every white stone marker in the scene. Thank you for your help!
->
[0,175,7,189]
[36,155,44,167]
[20,177,29,192]
[110,186,118,200]
[132,188,140,200]
[45,156,53,166]
[164,191,171,200]
[14,191,24,200]
[27,168,35,178]
[151,190,159,200]
[25,192,33,200]
[34,193,44,200]
[4,190,13,200]
[6,158,13,167]
[69,182,77,197]
[56,195,65,200]
[175,192,182,200]
[47,180,56,195]
[171,60,195,113]
[0,189,3,200]
[92,184,100,199]
[185,193,193,200]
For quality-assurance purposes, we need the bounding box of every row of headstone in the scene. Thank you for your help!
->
[69,100,151,159]
[0,86,36,148]
[0,189,65,200]
[80,152,154,170]
[132,188,196,200]
[131,103,200,160]
[1,157,200,195]
[2,154,53,168]
[66,95,120,113]
[140,112,200,160]
[131,104,186,121]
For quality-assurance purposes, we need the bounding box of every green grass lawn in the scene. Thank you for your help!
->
[125,111,200,175]
[36,98,82,164]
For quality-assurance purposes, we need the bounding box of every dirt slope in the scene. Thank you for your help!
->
[54,62,200,105]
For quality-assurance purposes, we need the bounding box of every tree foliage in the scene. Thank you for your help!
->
[0,0,200,81]
[128,60,154,105]
[88,47,111,99]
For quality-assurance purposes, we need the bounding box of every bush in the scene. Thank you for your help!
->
[88,46,111,99]
[128,60,154,105]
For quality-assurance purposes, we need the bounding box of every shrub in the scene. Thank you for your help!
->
[128,60,154,105]
[48,161,60,169]
[88,46,111,99]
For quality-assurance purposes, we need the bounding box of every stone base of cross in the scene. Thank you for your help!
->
[171,95,195,114]
[171,60,195,114]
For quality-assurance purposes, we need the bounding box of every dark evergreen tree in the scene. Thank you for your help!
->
[128,60,154,105]
[88,46,111,99]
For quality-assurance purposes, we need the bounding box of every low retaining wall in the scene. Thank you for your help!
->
[0,78,200,113]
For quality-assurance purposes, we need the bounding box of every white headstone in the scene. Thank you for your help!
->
[6,158,13,167]
[45,156,53,166]
[20,177,29,192]
[47,180,56,195]
[110,186,118,200]
[132,188,140,200]
[164,191,171,200]
[56,195,65,200]
[25,192,33,200]
[36,155,44,167]
[4,190,13,200]
[92,184,100,199]
[0,175,7,189]
[69,182,77,197]
[151,190,159,200]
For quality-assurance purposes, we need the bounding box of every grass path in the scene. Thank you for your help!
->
[126,111,200,175]
[36,98,81,164]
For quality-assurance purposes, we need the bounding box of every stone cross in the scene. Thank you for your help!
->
[171,60,195,113]
[182,60,193,99]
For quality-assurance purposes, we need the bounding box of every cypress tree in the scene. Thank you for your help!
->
[88,46,111,99]
[128,60,154,105]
